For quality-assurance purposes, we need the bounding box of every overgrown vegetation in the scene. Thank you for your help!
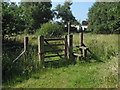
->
[88,2,120,34]
[2,33,118,88]
[2,1,119,88]
[35,22,64,38]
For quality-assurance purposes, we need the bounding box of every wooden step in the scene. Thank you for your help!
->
[73,53,83,57]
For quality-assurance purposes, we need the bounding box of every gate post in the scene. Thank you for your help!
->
[80,31,83,55]
[64,35,67,58]
[80,31,83,46]
[67,35,73,59]
[38,36,44,65]
[24,36,28,62]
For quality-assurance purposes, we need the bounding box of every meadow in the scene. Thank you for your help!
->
[2,33,118,88]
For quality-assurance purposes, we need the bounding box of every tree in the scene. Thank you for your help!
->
[20,2,53,33]
[2,2,25,38]
[54,0,77,24]
[82,20,88,25]
[88,2,120,34]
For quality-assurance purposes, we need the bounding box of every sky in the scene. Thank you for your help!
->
[51,2,94,23]
[10,0,95,23]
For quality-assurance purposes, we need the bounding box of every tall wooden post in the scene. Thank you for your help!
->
[64,35,67,58]
[24,37,28,60]
[67,35,73,59]
[79,31,83,46]
[68,22,70,35]
[38,36,44,65]
[24,37,28,52]
[79,31,83,55]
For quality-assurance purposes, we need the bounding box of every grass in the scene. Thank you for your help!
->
[3,56,118,88]
[2,33,118,88]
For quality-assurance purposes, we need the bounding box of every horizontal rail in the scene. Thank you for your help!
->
[44,49,64,53]
[45,54,64,58]
[44,44,64,46]
[73,53,83,57]
[44,38,65,41]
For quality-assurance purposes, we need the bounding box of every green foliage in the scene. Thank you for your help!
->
[54,0,78,24]
[21,2,53,33]
[35,22,64,38]
[2,2,25,38]
[88,2,120,34]
[82,20,88,25]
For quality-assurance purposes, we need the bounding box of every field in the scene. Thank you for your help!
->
[2,33,118,88]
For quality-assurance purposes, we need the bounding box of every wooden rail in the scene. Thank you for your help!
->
[44,44,64,46]
[13,37,28,63]
[44,49,64,53]
[38,35,73,65]
[45,54,64,58]
[44,38,65,41]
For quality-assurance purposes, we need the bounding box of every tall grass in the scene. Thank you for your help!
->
[2,33,118,88]
[73,33,118,61]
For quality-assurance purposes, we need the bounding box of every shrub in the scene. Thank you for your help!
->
[35,22,64,38]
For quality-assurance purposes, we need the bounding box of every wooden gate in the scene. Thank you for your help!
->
[38,35,73,65]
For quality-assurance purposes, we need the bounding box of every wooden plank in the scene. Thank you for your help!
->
[83,49,87,58]
[44,49,64,53]
[45,54,64,58]
[44,38,65,41]
[79,46,88,50]
[44,44,64,46]
[82,43,93,55]
[38,36,44,65]
[73,53,82,57]
[44,40,62,58]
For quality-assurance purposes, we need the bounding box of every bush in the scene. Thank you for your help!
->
[35,22,64,38]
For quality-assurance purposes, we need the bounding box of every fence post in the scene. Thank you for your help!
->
[64,35,67,58]
[68,22,70,35]
[79,31,83,55]
[24,37,28,52]
[67,35,73,59]
[24,37,28,63]
[79,31,83,47]
[38,36,44,65]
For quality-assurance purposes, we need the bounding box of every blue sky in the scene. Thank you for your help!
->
[10,0,95,23]
[51,2,94,23]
